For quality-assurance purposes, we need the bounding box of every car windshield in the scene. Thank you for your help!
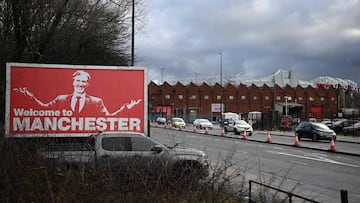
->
[235,120,248,125]
[333,119,347,125]
[313,123,331,130]
[350,123,360,128]
[199,119,210,123]
[173,118,184,122]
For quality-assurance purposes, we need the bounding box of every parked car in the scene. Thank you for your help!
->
[330,118,350,133]
[38,132,209,180]
[295,122,336,142]
[193,119,214,129]
[172,117,186,128]
[223,119,253,136]
[320,119,333,128]
[156,117,167,125]
[342,122,360,136]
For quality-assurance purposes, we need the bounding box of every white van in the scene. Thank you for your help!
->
[222,112,241,121]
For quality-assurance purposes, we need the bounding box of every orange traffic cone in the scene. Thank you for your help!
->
[164,123,167,128]
[221,128,225,136]
[266,131,272,143]
[329,136,336,151]
[169,123,172,129]
[156,122,158,128]
[294,132,300,146]
[205,127,209,134]
[193,125,197,133]
[179,126,182,131]
[243,129,247,139]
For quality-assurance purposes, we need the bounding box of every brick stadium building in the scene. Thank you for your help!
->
[148,70,356,130]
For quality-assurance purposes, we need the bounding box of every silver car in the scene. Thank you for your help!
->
[224,119,253,136]
[193,119,214,129]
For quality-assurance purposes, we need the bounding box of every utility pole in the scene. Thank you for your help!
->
[218,52,223,120]
[195,72,198,116]
[161,68,165,117]
[131,0,135,66]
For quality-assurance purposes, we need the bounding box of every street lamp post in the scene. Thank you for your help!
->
[110,0,135,66]
[218,52,223,119]
[161,68,165,117]
[131,0,135,66]
[195,72,198,116]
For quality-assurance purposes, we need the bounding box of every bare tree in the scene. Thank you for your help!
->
[0,0,145,123]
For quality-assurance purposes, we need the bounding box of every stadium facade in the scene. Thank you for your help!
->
[148,69,358,129]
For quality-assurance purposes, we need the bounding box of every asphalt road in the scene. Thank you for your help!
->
[150,126,360,203]
[152,123,360,156]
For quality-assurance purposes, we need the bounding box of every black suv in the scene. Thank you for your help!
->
[295,122,336,142]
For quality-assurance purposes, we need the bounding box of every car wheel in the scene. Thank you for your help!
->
[224,127,228,134]
[312,134,318,142]
[234,129,240,135]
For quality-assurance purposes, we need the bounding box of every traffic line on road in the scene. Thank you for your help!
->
[264,150,360,168]
[290,160,308,166]
[305,152,327,157]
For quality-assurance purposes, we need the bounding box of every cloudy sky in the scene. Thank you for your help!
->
[135,0,360,86]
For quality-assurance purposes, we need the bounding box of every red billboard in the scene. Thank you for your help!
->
[5,63,147,137]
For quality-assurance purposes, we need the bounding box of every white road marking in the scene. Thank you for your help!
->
[306,153,327,157]
[291,160,308,166]
[264,150,360,168]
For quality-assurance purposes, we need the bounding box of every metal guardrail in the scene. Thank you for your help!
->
[248,180,319,203]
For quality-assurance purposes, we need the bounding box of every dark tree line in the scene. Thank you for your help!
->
[0,0,144,125]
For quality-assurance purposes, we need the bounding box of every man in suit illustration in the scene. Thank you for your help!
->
[14,70,141,116]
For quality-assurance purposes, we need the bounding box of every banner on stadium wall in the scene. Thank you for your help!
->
[211,103,224,113]
[5,63,147,137]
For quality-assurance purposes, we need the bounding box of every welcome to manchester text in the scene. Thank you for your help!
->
[12,108,141,132]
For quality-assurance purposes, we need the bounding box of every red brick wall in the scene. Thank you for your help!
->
[199,83,212,115]
[238,84,249,113]
[148,82,339,121]
[225,84,238,112]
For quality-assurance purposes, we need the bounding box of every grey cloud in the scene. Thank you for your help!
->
[136,0,360,85]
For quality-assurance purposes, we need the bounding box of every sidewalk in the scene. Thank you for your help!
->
[256,130,360,144]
